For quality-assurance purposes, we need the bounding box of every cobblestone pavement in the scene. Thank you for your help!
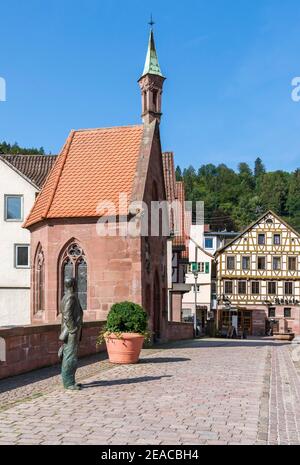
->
[0,346,166,412]
[0,338,299,445]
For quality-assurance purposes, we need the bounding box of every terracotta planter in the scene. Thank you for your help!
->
[273,333,295,341]
[105,332,145,364]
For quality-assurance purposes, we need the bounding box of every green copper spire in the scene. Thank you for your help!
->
[142,28,164,78]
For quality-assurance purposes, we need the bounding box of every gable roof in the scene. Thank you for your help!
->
[24,125,144,228]
[0,154,57,189]
[215,210,300,256]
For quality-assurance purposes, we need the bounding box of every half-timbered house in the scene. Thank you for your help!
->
[215,210,300,336]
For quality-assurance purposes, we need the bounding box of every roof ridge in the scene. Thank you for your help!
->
[215,209,300,255]
[74,124,143,133]
[42,131,75,221]
[1,154,57,157]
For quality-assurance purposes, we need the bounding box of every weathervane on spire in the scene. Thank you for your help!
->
[148,14,155,29]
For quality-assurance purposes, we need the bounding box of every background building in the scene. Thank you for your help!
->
[0,155,56,326]
[215,210,300,336]
[163,152,190,323]
[204,229,238,255]
[182,224,213,331]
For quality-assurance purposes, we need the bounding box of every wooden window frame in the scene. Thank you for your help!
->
[224,280,233,294]
[288,257,297,272]
[284,281,293,296]
[251,281,260,295]
[268,281,277,295]
[273,234,281,245]
[242,256,250,271]
[226,256,235,271]
[238,280,247,294]
[257,256,266,270]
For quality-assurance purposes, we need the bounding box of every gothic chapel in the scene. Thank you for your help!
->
[24,28,169,339]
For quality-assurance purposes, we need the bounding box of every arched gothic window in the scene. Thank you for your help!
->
[34,245,45,314]
[61,243,87,310]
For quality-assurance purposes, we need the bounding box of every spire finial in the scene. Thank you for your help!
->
[148,14,155,29]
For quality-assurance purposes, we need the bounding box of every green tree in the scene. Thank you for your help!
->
[258,171,290,215]
[173,159,300,233]
[286,169,300,230]
[175,165,182,181]
[254,157,265,178]
[0,141,45,155]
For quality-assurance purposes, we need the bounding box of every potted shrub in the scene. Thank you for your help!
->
[97,301,150,364]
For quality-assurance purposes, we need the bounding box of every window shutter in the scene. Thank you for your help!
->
[205,262,210,274]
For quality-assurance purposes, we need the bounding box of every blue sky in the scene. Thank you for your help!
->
[1,0,300,172]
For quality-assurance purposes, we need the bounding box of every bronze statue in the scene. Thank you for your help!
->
[58,277,83,390]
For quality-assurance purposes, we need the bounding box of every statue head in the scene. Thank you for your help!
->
[64,277,76,292]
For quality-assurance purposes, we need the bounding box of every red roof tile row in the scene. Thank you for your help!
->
[25,125,144,227]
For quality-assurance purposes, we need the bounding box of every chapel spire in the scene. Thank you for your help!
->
[138,21,166,124]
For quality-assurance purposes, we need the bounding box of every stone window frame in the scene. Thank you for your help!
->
[33,243,45,314]
[58,241,88,312]
[284,307,292,318]
[268,307,276,318]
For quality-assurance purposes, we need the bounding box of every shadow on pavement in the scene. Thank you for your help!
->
[139,357,191,364]
[0,352,108,394]
[162,339,290,349]
[81,375,172,388]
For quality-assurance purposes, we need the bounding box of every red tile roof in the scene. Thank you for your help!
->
[162,152,176,202]
[1,154,57,188]
[172,181,186,248]
[162,152,189,249]
[24,125,144,227]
